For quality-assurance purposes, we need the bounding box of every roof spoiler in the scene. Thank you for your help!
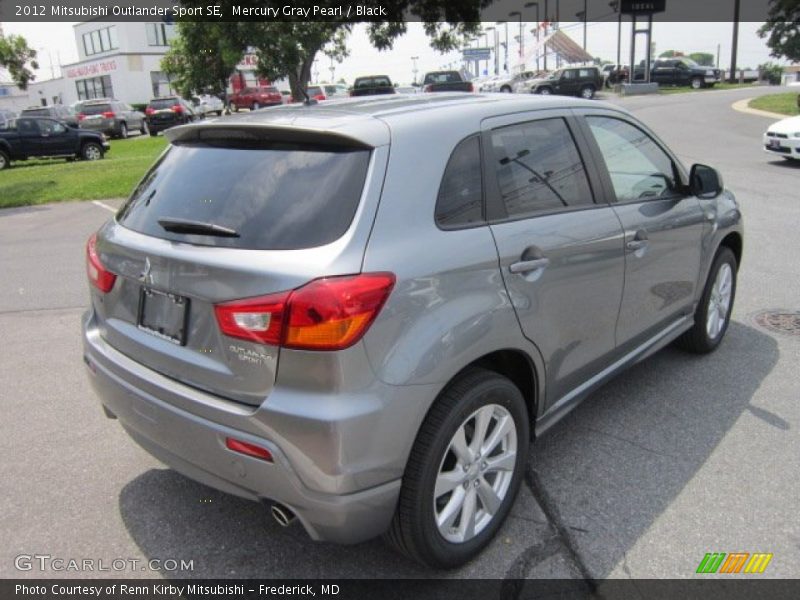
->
[165,122,374,150]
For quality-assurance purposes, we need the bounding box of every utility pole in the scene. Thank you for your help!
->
[543,0,549,71]
[329,56,335,84]
[411,55,419,85]
[729,0,741,83]
[496,21,509,74]
[576,0,587,52]
[484,27,498,75]
[525,3,540,71]
[508,11,524,73]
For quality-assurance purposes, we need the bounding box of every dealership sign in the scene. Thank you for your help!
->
[65,60,118,79]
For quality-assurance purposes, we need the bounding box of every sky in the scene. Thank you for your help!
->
[3,20,783,87]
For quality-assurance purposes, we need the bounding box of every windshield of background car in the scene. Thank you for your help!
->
[149,98,179,110]
[355,77,391,88]
[80,103,112,115]
[307,86,323,96]
[117,141,372,250]
[423,72,461,84]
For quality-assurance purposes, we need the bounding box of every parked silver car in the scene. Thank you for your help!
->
[83,94,743,568]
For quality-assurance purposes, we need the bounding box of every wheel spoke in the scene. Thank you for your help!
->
[477,477,502,515]
[470,406,493,455]
[450,425,473,465]
[435,469,464,498]
[458,488,477,540]
[481,414,513,456]
[485,450,517,473]
[436,487,466,530]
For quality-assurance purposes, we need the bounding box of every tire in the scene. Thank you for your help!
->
[118,123,128,139]
[580,85,596,99]
[500,86,512,93]
[252,102,261,110]
[691,77,703,90]
[217,110,223,116]
[0,150,9,170]
[676,247,737,354]
[140,121,148,135]
[537,87,552,95]
[384,367,529,569]
[149,131,158,137]
[81,142,103,161]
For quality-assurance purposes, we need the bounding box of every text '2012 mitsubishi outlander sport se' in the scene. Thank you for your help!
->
[83,93,743,568]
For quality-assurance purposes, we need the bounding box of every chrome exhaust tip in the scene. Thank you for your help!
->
[271,503,296,527]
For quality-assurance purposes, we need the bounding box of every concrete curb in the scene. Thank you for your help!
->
[731,98,787,120]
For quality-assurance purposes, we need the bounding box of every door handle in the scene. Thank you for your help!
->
[625,230,649,252]
[509,257,550,274]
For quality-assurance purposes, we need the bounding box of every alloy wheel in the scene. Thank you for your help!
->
[706,263,733,340]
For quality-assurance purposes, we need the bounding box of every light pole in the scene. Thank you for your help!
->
[576,0,587,52]
[509,11,524,73]
[496,21,509,74]
[484,27,498,76]
[329,56,335,83]
[524,3,539,71]
[609,1,622,68]
[411,55,419,85]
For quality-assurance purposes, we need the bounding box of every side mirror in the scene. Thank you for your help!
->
[689,164,723,199]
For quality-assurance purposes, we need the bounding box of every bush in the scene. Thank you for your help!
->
[758,62,784,85]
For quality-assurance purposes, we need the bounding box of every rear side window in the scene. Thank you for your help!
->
[490,118,594,218]
[436,136,483,228]
[117,142,371,250]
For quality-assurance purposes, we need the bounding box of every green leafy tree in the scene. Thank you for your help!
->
[161,22,245,106]
[758,0,800,62]
[0,33,39,89]
[688,52,715,66]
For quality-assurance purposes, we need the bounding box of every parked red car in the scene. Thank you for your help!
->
[228,86,283,111]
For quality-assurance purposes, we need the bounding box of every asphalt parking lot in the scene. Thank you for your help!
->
[1,86,798,582]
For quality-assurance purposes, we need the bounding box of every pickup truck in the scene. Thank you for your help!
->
[421,71,474,93]
[0,116,109,170]
[634,58,721,89]
[350,75,396,97]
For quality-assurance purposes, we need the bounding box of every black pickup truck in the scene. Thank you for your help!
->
[0,116,109,170]
[350,75,396,97]
[634,58,722,89]
[421,71,474,93]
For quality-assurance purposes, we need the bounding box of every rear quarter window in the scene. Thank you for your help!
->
[435,136,483,229]
[117,141,371,250]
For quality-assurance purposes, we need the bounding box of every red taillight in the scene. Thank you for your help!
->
[214,273,395,351]
[313,94,325,101]
[225,437,273,462]
[78,113,86,121]
[145,107,155,115]
[102,111,115,118]
[424,85,433,93]
[172,104,183,114]
[467,82,474,92]
[86,233,116,293]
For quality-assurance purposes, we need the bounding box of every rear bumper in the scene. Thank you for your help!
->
[81,310,431,544]
[763,135,800,159]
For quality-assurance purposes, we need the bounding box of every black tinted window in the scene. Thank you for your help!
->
[149,98,178,109]
[436,136,483,228]
[490,118,594,218]
[355,77,391,88]
[80,104,112,115]
[118,142,371,250]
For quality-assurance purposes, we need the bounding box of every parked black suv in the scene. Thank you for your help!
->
[20,104,79,128]
[530,66,603,99]
[144,96,198,136]
[0,116,109,170]
[77,99,147,139]
[635,58,722,89]
[350,76,396,97]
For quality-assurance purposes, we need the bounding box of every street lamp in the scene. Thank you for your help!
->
[484,26,498,76]
[496,21,509,74]
[508,11,524,73]
[524,2,539,71]
[329,56,335,83]
[411,55,419,85]
[576,0,587,52]
[609,0,622,68]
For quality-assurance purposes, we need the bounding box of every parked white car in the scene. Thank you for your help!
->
[763,115,800,161]
[192,94,225,117]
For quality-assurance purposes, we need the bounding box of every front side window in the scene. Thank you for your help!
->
[39,120,65,135]
[490,118,594,219]
[586,116,678,203]
[436,136,483,228]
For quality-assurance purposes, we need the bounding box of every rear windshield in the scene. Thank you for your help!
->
[355,77,391,89]
[149,98,179,109]
[21,108,50,117]
[80,103,112,115]
[423,72,462,84]
[117,142,371,250]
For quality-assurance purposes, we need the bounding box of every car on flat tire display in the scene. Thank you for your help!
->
[83,93,743,569]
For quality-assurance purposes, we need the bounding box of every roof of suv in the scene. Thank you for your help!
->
[167,93,621,148]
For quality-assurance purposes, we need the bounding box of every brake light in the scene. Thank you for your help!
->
[172,104,183,114]
[102,111,115,119]
[467,82,474,92]
[424,85,433,93]
[145,107,155,115]
[225,437,273,462]
[214,273,395,351]
[78,113,86,121]
[86,233,116,293]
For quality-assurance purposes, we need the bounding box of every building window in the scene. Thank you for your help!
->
[150,71,173,97]
[76,75,114,101]
[82,26,118,57]
[147,23,169,46]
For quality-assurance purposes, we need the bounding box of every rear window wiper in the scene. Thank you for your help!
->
[157,217,240,238]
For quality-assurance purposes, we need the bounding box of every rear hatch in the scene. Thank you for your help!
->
[91,124,377,405]
[147,98,183,124]
[79,103,114,130]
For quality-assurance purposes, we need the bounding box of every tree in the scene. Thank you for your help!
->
[0,33,39,89]
[688,52,715,66]
[172,0,485,99]
[659,50,680,58]
[758,0,800,63]
[162,22,245,106]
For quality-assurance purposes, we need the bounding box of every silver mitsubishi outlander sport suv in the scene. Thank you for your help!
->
[83,93,742,568]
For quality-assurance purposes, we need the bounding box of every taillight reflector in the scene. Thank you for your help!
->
[86,233,116,293]
[145,107,155,115]
[214,273,395,351]
[172,104,183,114]
[225,437,273,462]
[102,111,115,118]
